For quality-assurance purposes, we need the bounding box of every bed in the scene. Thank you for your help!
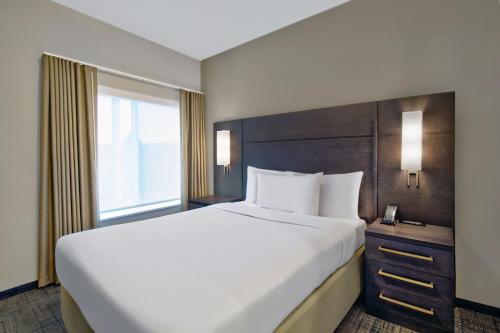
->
[59,101,378,332]
[57,202,366,333]
[57,91,458,332]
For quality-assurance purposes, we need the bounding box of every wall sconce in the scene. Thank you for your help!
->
[401,111,423,188]
[216,130,231,174]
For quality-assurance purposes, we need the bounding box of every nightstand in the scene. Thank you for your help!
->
[187,195,241,210]
[365,219,455,332]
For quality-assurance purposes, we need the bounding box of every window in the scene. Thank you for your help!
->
[97,86,180,221]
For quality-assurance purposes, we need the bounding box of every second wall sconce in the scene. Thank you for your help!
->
[216,130,231,174]
[401,110,423,188]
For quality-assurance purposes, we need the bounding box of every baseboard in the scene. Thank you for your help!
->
[0,281,38,300]
[456,298,500,318]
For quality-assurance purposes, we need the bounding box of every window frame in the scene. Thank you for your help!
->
[96,85,181,224]
[97,203,181,227]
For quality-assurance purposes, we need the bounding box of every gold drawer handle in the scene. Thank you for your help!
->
[378,269,434,289]
[378,246,434,262]
[379,293,434,316]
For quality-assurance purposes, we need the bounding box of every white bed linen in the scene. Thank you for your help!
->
[256,172,323,215]
[56,202,365,333]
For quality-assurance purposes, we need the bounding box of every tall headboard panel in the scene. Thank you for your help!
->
[241,102,377,221]
[214,91,455,228]
[377,92,455,227]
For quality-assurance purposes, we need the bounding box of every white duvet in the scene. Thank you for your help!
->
[56,202,365,333]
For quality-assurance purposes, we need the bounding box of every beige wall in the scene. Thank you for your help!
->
[202,0,500,307]
[0,0,200,292]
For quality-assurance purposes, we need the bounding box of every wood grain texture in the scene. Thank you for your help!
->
[366,283,454,332]
[214,91,454,230]
[365,236,454,279]
[243,137,376,221]
[377,92,455,227]
[367,219,454,249]
[238,101,377,220]
[214,120,243,198]
[243,102,376,142]
[365,219,455,332]
[366,259,454,305]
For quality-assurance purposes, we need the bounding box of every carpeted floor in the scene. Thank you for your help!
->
[1,285,499,332]
[0,286,64,333]
[336,300,500,333]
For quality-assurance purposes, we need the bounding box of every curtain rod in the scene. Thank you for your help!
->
[43,52,203,94]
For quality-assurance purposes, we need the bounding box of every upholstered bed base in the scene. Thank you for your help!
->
[61,246,364,333]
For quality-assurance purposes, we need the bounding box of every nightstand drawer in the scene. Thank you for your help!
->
[366,236,454,278]
[366,259,453,305]
[366,283,454,332]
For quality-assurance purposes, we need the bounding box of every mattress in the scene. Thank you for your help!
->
[55,202,366,333]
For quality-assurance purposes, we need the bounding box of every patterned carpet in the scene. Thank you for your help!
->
[0,286,64,333]
[0,285,499,332]
[336,301,500,333]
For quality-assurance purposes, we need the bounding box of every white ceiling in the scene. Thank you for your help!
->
[52,0,350,60]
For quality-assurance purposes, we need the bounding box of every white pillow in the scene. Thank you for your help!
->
[319,171,363,219]
[256,172,323,215]
[245,166,291,203]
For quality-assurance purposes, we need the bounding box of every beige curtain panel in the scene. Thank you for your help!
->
[38,54,98,287]
[180,90,208,209]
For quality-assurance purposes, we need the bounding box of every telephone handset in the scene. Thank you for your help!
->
[382,205,398,225]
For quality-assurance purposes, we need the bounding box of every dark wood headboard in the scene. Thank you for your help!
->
[214,92,454,227]
[377,92,454,227]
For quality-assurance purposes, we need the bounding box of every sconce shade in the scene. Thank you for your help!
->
[401,111,423,172]
[216,130,231,166]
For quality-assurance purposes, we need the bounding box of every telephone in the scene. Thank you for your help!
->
[382,205,398,225]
